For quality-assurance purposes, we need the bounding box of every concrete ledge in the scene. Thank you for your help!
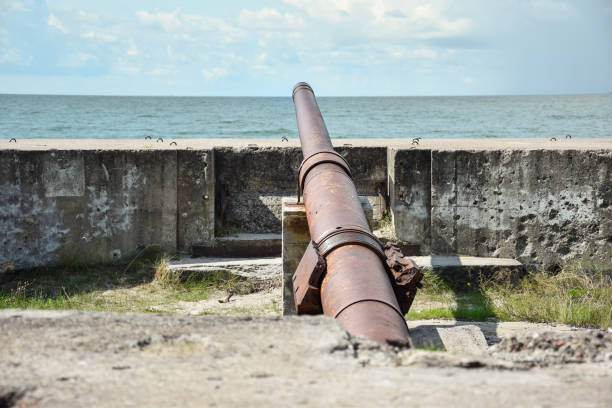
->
[168,256,281,281]
[3,138,611,151]
[409,255,522,268]
[410,255,525,289]
[192,234,282,258]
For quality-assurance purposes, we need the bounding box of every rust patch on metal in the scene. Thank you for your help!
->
[293,241,326,315]
[384,243,423,315]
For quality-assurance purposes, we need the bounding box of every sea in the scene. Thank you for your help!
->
[1,93,611,140]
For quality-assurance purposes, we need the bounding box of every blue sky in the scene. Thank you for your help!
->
[1,0,611,96]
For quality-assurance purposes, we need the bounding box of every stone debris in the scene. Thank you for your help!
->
[490,329,612,366]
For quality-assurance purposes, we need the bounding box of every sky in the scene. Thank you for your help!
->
[0,0,611,96]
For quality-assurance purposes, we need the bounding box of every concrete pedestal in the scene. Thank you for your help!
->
[282,197,374,315]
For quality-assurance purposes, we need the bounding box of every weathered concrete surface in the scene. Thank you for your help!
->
[214,146,386,234]
[2,139,610,270]
[1,310,610,407]
[429,149,611,265]
[388,148,432,254]
[4,137,611,150]
[169,256,281,281]
[281,198,311,316]
[409,255,524,288]
[437,325,489,355]
[214,147,301,234]
[177,150,215,250]
[192,233,282,258]
[1,150,177,269]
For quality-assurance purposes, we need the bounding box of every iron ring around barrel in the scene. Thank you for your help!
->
[297,151,352,202]
[314,227,385,261]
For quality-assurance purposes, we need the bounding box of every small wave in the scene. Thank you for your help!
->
[175,130,206,135]
[48,125,71,131]
[237,128,294,136]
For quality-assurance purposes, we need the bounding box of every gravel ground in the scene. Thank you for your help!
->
[490,329,612,366]
[1,310,610,407]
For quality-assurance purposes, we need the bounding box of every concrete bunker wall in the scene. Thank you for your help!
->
[389,149,611,265]
[1,145,610,270]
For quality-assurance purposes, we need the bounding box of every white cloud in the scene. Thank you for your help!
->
[136,10,182,32]
[282,0,352,23]
[136,9,242,34]
[463,76,473,84]
[413,48,437,58]
[63,52,98,67]
[0,47,26,64]
[148,67,171,76]
[48,13,67,33]
[80,31,118,42]
[282,0,472,40]
[113,57,140,75]
[75,10,100,24]
[238,8,305,30]
[202,67,228,80]
[127,43,139,56]
[529,0,573,19]
[166,45,187,62]
[308,65,326,72]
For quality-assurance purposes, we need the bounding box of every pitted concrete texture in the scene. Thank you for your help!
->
[0,150,181,269]
[1,310,610,407]
[2,138,610,270]
[389,147,611,265]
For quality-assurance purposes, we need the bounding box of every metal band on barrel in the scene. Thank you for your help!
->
[313,227,385,261]
[296,151,352,202]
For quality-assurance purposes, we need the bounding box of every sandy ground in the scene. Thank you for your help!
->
[2,137,610,151]
[152,287,282,316]
[1,309,610,408]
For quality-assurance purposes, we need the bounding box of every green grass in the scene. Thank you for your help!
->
[0,248,246,313]
[3,250,610,328]
[407,260,612,329]
[482,260,612,328]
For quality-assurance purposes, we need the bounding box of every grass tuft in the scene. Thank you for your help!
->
[408,259,612,329]
[482,260,612,328]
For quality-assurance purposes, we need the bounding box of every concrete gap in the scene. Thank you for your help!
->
[429,149,434,252]
[452,151,458,254]
[175,149,180,254]
[0,387,27,408]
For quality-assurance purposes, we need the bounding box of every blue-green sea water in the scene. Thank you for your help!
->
[1,93,611,139]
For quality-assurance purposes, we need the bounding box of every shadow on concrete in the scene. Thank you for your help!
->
[409,255,502,349]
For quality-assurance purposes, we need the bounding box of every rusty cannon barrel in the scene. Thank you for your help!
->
[291,82,421,345]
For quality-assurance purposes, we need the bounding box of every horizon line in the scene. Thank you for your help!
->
[1,91,610,98]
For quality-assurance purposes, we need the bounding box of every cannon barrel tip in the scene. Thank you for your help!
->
[292,82,314,99]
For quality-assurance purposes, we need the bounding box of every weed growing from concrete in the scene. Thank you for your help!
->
[407,260,611,329]
[482,260,612,328]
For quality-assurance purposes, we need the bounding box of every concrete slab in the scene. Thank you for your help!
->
[192,233,282,258]
[1,310,610,407]
[3,137,611,151]
[436,325,489,355]
[409,255,524,288]
[168,256,281,281]
[409,255,522,268]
